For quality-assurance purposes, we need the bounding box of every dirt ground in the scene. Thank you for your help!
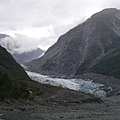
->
[0,95,120,120]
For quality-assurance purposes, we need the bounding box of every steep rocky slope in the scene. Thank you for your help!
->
[25,8,120,78]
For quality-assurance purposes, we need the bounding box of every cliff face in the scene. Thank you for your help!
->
[25,8,120,77]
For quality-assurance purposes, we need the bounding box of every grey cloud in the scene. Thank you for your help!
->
[13,33,40,53]
[0,37,21,54]
[107,1,120,8]
[0,0,106,29]
[0,0,120,51]
[0,33,41,54]
[0,0,58,29]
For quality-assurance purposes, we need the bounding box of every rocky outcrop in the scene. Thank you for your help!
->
[25,8,120,77]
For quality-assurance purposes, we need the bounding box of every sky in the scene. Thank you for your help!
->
[0,0,120,52]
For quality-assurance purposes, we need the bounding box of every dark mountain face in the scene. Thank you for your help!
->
[90,47,120,78]
[0,45,29,80]
[12,48,44,63]
[0,45,31,100]
[25,8,120,78]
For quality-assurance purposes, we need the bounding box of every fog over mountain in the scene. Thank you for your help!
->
[0,34,21,54]
[0,34,44,63]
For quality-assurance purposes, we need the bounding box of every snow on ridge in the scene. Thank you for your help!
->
[26,71,106,97]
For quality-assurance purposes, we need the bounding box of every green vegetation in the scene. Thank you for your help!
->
[0,45,31,100]
[42,59,57,71]
[75,44,102,75]
[91,49,120,78]
[0,70,30,100]
[0,45,62,101]
[75,62,90,75]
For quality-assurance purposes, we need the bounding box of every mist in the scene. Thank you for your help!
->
[0,0,120,51]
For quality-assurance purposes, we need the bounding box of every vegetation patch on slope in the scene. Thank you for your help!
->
[91,48,120,78]
[0,70,30,100]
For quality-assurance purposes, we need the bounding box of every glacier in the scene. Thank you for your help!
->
[26,71,106,97]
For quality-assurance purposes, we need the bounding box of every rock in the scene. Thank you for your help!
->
[25,8,120,79]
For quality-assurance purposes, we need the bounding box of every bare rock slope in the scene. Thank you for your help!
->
[26,8,120,78]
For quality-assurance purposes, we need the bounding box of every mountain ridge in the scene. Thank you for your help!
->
[25,8,120,78]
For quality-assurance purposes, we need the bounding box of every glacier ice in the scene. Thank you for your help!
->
[26,71,106,97]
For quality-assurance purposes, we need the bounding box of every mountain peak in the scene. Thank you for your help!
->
[100,8,119,13]
[25,8,120,78]
[91,8,120,18]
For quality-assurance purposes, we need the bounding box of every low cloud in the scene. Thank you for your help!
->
[0,0,120,50]
[13,34,40,53]
[0,37,21,54]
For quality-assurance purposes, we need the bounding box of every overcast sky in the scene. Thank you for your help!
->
[0,0,120,51]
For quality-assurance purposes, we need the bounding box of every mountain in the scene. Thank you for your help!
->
[25,8,120,78]
[0,45,29,80]
[0,45,100,103]
[12,48,44,63]
[0,45,30,100]
[0,34,44,63]
[90,46,120,78]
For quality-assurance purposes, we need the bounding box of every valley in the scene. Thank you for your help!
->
[0,8,120,120]
[26,71,106,97]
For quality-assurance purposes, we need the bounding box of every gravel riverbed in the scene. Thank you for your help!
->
[0,95,120,120]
